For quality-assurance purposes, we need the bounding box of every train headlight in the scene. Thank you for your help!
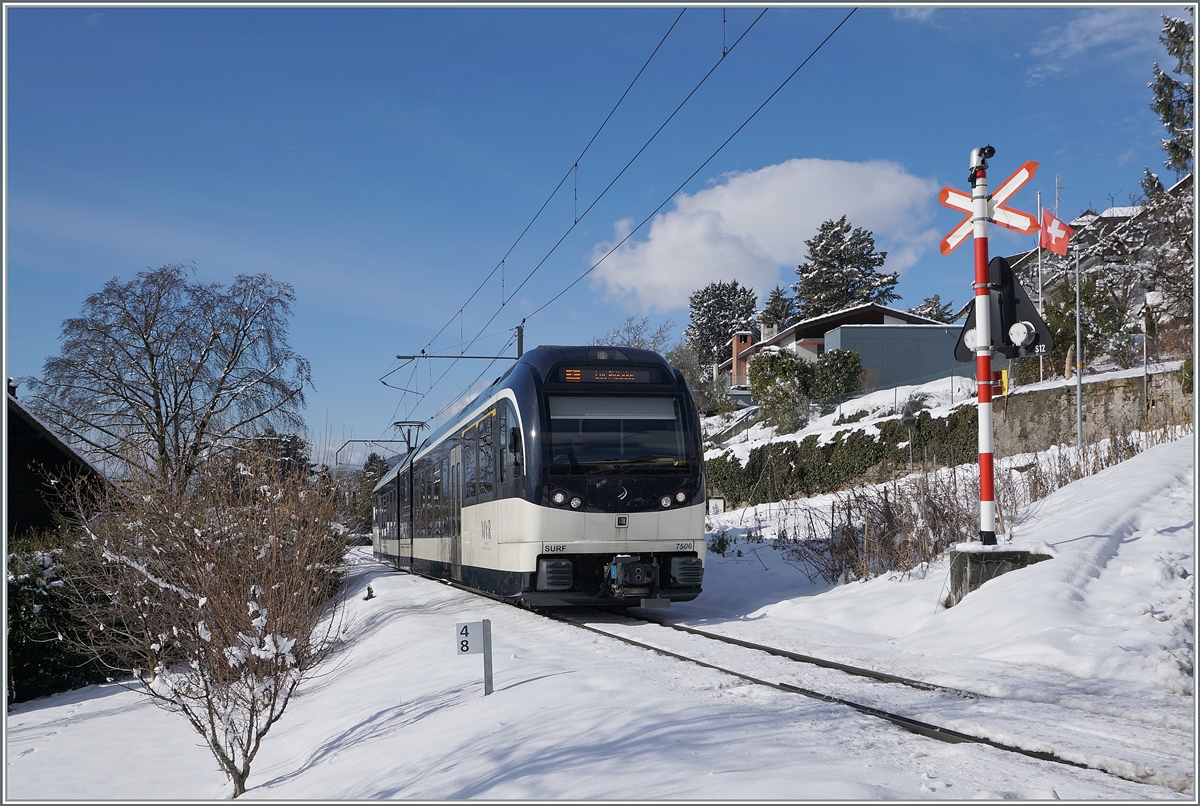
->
[660,495,672,508]
[675,491,687,503]
[551,490,567,506]
[569,496,583,510]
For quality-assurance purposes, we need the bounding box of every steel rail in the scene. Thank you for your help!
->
[626,612,978,698]
[401,566,1183,791]
[545,612,1095,769]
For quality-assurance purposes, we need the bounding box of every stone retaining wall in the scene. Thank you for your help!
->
[993,367,1192,457]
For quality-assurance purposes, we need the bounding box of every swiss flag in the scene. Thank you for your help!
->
[1040,211,1073,256]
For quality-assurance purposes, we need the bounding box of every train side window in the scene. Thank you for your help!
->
[401,471,410,523]
[416,468,422,534]
[388,489,396,540]
[463,424,477,501]
[497,399,521,496]
[421,465,430,535]
[478,410,494,498]
[433,461,442,536]
[441,457,449,534]
[510,426,522,468]
[497,405,507,484]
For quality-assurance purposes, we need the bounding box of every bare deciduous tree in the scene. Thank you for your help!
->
[55,453,347,797]
[23,263,313,488]
[590,314,675,353]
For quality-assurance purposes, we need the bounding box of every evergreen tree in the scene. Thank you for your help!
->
[907,294,958,323]
[1136,176,1194,323]
[760,285,800,331]
[683,280,759,374]
[351,452,391,533]
[362,452,390,485]
[1150,11,1194,176]
[1044,278,1138,370]
[793,216,899,319]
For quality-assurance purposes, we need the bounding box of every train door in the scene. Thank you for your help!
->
[449,445,463,581]
[397,467,412,570]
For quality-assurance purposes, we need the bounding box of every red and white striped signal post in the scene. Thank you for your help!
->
[939,147,1038,545]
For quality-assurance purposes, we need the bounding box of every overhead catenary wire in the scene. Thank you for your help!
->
[411,8,688,360]
[378,10,688,439]
[389,9,767,427]
[499,8,769,311]
[429,331,519,426]
[525,8,858,322]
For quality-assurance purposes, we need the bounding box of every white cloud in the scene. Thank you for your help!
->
[1032,7,1164,58]
[1027,7,1172,82]
[587,158,940,312]
[890,8,937,24]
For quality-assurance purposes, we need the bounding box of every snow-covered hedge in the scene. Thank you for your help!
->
[708,404,979,507]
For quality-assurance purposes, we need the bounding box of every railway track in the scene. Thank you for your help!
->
[422,571,1193,795]
[548,607,1194,795]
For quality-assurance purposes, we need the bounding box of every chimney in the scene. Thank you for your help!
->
[732,331,753,386]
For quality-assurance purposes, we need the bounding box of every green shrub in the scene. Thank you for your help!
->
[748,350,813,433]
[834,408,870,425]
[705,452,749,507]
[812,349,863,401]
[748,348,865,433]
[6,536,110,703]
[708,529,734,556]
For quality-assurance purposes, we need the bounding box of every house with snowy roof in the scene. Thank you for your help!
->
[6,379,106,538]
[718,303,961,406]
[1003,173,1192,311]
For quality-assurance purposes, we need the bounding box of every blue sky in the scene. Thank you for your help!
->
[4,4,1187,464]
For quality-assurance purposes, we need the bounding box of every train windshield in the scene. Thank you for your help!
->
[547,395,689,474]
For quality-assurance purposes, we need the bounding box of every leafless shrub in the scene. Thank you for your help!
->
[1155,323,1193,361]
[54,452,348,797]
[781,423,1192,584]
[780,465,978,583]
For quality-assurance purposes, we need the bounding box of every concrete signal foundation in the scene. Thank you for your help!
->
[945,549,1052,608]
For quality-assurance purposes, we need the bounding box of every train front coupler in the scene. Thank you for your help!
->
[604,554,661,601]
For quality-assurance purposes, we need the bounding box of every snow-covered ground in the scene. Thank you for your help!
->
[5,436,1195,800]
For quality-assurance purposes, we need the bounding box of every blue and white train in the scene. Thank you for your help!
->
[372,345,706,608]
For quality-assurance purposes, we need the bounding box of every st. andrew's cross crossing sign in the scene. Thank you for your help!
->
[938,147,1044,547]
[939,160,1040,255]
